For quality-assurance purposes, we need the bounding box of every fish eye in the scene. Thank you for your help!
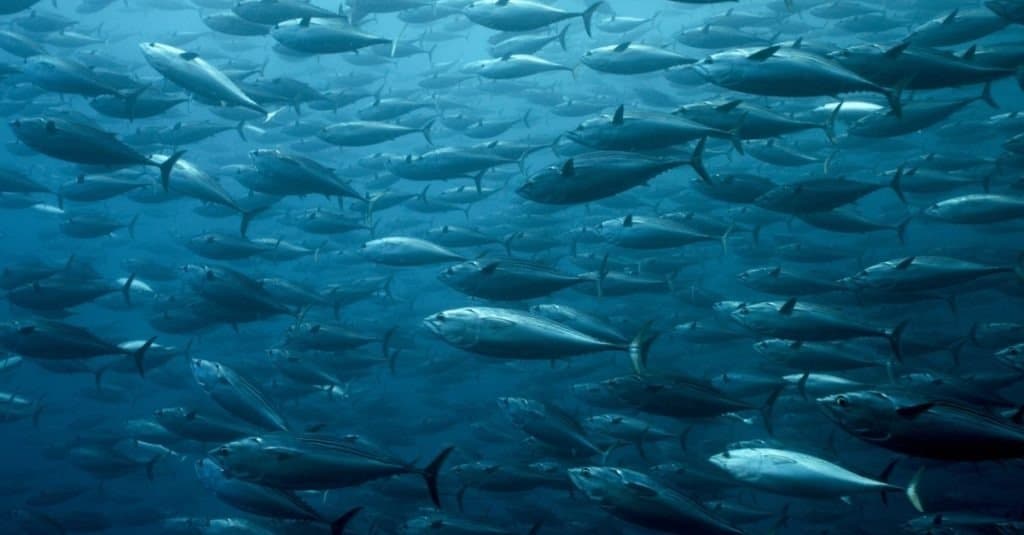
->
[579,468,592,478]
[446,267,454,275]
[835,396,849,408]
[435,313,446,322]
[216,446,230,456]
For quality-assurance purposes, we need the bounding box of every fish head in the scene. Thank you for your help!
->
[23,56,58,76]
[189,358,225,389]
[817,391,894,441]
[826,44,877,70]
[436,261,475,287]
[138,42,181,69]
[8,117,50,143]
[207,436,262,477]
[179,263,213,286]
[737,266,777,284]
[529,304,572,323]
[496,396,543,426]
[459,59,488,76]
[751,338,790,356]
[707,449,760,481]
[712,300,745,316]
[422,307,478,346]
[528,461,563,475]
[359,237,394,258]
[731,300,789,332]
[194,457,226,489]
[570,381,612,405]
[691,51,737,82]
[568,466,627,502]
[988,0,1024,23]
[995,343,1024,370]
[921,202,942,219]
[152,407,185,424]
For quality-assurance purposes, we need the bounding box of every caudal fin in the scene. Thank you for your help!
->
[121,272,136,305]
[888,320,909,362]
[761,384,784,436]
[132,336,157,377]
[628,321,658,374]
[422,446,455,508]
[157,150,186,192]
[330,507,363,535]
[422,118,435,145]
[979,81,998,109]
[580,1,604,37]
[895,216,911,245]
[889,166,907,204]
[906,466,926,513]
[689,137,710,183]
[823,99,842,143]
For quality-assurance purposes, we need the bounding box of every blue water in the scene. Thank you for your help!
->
[1,0,1024,534]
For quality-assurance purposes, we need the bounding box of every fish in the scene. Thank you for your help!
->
[10,117,185,191]
[709,446,901,499]
[569,466,743,535]
[423,306,655,370]
[819,390,1024,460]
[208,432,454,506]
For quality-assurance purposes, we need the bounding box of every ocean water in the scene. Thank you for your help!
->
[1,0,1024,534]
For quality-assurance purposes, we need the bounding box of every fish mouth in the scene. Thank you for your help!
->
[421,317,442,336]
[564,131,584,143]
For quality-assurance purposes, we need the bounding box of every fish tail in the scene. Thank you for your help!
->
[628,321,658,374]
[581,1,604,37]
[878,457,901,504]
[330,506,363,535]
[889,166,907,204]
[888,320,909,362]
[689,137,710,183]
[761,383,785,436]
[145,454,161,481]
[133,336,157,377]
[422,445,455,508]
[455,485,467,513]
[157,150,186,192]
[906,466,926,513]
[121,272,136,305]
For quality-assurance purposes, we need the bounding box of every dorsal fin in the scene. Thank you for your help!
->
[716,100,742,112]
[613,42,630,52]
[779,297,797,315]
[747,45,780,61]
[885,42,910,58]
[180,51,199,61]
[942,8,959,24]
[612,104,624,125]
[480,262,500,274]
[896,402,934,419]
[961,44,976,60]
[623,214,633,227]
[895,256,915,270]
[561,158,575,177]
